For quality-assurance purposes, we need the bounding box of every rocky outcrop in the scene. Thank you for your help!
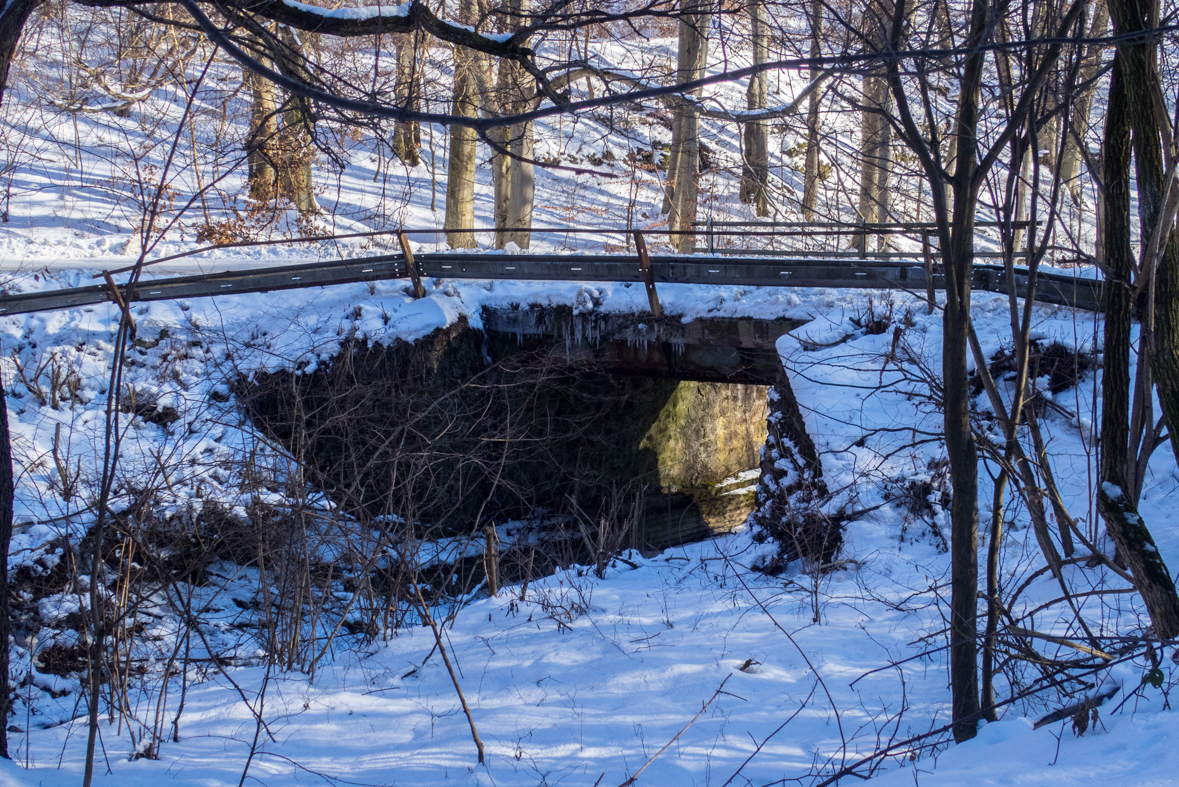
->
[750,368,834,571]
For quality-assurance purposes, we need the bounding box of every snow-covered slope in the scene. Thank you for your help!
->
[0,278,1174,786]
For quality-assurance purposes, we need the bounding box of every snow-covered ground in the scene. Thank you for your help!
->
[0,7,1169,786]
[0,275,1174,786]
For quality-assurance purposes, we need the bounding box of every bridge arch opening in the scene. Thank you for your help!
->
[238,307,793,560]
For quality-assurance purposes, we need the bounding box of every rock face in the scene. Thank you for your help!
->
[241,312,768,550]
[749,369,832,571]
[641,380,767,491]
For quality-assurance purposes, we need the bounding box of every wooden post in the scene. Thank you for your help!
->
[482,525,499,597]
[633,231,663,317]
[920,229,936,314]
[398,231,426,298]
[101,270,136,338]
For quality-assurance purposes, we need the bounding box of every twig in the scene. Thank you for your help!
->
[733,570,848,768]
[1032,684,1120,729]
[412,583,485,764]
[720,682,817,787]
[1008,626,1116,661]
[618,675,731,787]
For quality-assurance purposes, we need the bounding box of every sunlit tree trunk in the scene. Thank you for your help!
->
[392,32,421,167]
[245,58,279,200]
[490,0,534,248]
[665,1,709,253]
[855,1,892,252]
[505,121,535,247]
[444,0,480,249]
[275,26,319,216]
[662,113,682,216]
[1058,0,1108,203]
[739,0,769,216]
[801,0,823,219]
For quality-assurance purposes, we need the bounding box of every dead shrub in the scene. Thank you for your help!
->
[883,457,951,552]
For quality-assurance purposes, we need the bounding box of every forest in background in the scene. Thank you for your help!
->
[0,0,1178,785]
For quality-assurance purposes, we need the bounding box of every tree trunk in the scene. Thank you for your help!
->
[662,112,682,216]
[1011,145,1031,255]
[1058,0,1109,203]
[1108,0,1179,478]
[444,0,480,249]
[739,0,769,217]
[491,0,534,249]
[275,27,318,216]
[672,107,701,252]
[941,0,988,744]
[1100,0,1179,639]
[491,125,512,244]
[245,57,279,200]
[801,0,822,220]
[392,33,422,167]
[0,0,40,113]
[666,2,709,253]
[1031,2,1063,174]
[0,366,13,758]
[855,2,892,251]
[504,120,535,248]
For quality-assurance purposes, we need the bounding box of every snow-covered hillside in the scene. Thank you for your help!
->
[0,3,1173,786]
[0,273,1173,786]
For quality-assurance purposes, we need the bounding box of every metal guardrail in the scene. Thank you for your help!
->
[0,249,1103,317]
[693,218,1038,260]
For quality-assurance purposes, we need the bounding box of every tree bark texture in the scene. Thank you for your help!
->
[392,33,422,166]
[505,120,535,247]
[1109,0,1179,492]
[1031,1,1063,174]
[274,26,319,216]
[444,0,481,249]
[245,53,279,200]
[491,0,534,249]
[801,0,823,219]
[662,112,682,216]
[855,1,893,251]
[1095,41,1179,640]
[942,0,987,744]
[0,365,13,757]
[739,0,769,216]
[1057,0,1109,203]
[0,0,41,113]
[664,0,709,253]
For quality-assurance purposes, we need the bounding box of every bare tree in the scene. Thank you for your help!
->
[444,0,483,249]
[801,0,824,219]
[739,0,770,216]
[663,0,710,252]
[854,0,893,252]
[1095,0,1179,640]
[879,0,1088,741]
[392,32,422,167]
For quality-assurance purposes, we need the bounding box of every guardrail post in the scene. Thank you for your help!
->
[914,228,933,315]
[398,230,426,298]
[707,216,715,255]
[633,231,663,317]
[102,270,136,339]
